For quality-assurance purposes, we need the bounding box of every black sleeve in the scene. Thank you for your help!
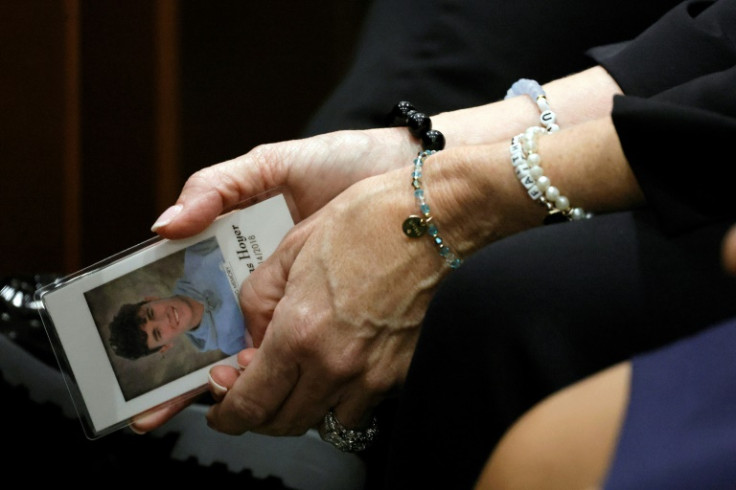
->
[302,0,681,135]
[612,66,736,234]
[586,0,736,234]
[589,0,736,97]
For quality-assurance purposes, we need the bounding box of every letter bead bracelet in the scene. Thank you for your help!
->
[505,78,559,133]
[510,126,592,224]
[506,78,591,223]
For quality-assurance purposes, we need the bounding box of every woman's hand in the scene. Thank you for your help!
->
[205,167,450,435]
[142,140,532,436]
[152,127,417,239]
[140,70,638,435]
[201,138,557,436]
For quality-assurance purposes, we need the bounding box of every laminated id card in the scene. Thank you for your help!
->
[36,189,297,438]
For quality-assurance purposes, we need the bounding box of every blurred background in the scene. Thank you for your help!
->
[1,1,372,487]
[1,0,369,278]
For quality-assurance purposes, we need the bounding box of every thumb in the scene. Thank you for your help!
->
[151,152,282,239]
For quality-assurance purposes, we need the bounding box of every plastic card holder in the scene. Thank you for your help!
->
[36,188,297,438]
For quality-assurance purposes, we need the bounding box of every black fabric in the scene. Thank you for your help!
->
[588,0,736,98]
[382,212,736,488]
[297,0,736,488]
[302,0,682,136]
[611,92,736,234]
[589,0,736,234]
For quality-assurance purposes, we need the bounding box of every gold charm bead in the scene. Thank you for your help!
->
[402,215,429,238]
[403,150,462,269]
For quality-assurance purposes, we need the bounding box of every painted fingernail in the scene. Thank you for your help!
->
[151,204,182,231]
[208,372,228,397]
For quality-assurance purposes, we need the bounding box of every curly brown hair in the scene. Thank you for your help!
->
[107,301,159,359]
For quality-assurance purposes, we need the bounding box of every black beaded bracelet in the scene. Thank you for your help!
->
[387,101,446,151]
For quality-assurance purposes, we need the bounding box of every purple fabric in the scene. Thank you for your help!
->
[604,317,736,489]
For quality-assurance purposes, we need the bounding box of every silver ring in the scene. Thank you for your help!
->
[318,408,378,452]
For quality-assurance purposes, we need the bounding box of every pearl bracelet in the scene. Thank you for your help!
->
[505,78,559,133]
[402,150,463,269]
[510,126,592,224]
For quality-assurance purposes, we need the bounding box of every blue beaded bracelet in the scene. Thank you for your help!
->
[402,150,463,269]
[505,78,559,133]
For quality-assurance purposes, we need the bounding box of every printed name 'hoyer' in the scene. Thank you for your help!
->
[231,224,264,266]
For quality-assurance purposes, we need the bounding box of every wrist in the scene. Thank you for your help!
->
[533,117,644,213]
[542,66,623,126]
[415,144,547,259]
[431,96,539,148]
[431,66,623,149]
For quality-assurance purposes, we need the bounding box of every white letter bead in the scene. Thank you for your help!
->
[540,110,556,126]
[511,153,525,166]
[508,117,593,223]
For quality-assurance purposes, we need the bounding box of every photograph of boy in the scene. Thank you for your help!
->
[83,236,246,400]
[107,236,247,360]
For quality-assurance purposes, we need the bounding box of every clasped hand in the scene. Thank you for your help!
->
[131,128,447,435]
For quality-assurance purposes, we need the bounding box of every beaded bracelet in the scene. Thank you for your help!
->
[505,78,559,133]
[509,126,592,224]
[402,150,463,269]
[387,101,446,151]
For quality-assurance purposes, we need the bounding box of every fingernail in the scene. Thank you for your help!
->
[129,414,154,435]
[208,372,228,397]
[151,204,182,231]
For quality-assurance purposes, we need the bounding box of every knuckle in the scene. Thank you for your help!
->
[288,324,362,382]
[363,371,394,395]
[239,273,265,308]
[329,352,363,381]
[229,396,270,428]
[286,305,328,356]
[248,143,283,189]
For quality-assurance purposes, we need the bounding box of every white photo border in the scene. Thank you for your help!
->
[36,190,296,438]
